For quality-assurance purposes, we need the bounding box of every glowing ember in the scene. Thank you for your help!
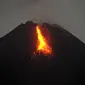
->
[36,25,52,56]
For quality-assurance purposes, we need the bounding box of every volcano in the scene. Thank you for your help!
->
[0,21,85,85]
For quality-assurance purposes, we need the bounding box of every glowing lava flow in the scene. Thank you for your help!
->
[36,25,52,56]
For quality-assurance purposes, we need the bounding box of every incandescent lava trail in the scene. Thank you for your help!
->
[36,25,52,56]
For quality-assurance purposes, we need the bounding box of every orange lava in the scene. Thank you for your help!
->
[36,25,52,56]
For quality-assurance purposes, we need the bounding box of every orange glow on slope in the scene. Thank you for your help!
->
[36,25,52,56]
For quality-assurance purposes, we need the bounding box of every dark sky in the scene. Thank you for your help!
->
[0,0,85,43]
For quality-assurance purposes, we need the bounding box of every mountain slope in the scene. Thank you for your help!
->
[0,21,85,85]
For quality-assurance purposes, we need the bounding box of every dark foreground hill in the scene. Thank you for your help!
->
[0,21,85,85]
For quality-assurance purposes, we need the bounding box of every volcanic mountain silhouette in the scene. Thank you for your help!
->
[0,21,85,85]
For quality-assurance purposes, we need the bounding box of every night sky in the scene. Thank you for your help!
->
[0,0,85,43]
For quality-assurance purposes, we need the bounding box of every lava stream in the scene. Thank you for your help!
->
[36,25,52,56]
